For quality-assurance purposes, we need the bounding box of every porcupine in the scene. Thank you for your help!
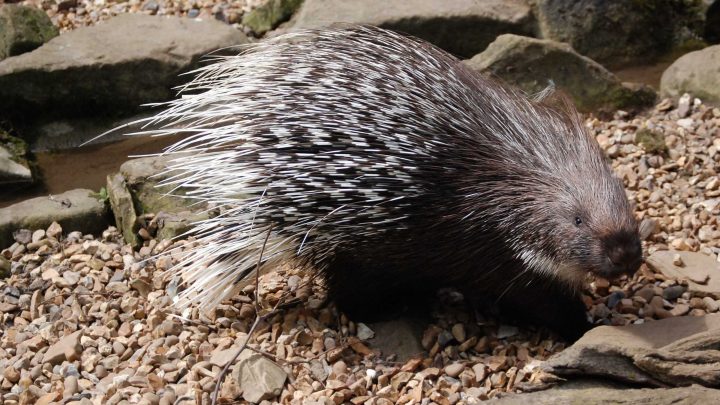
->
[139,25,642,339]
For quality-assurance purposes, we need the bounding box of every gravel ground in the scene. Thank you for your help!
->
[17,0,265,33]
[1,96,719,404]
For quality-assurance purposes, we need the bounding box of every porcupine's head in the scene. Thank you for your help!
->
[459,84,643,290]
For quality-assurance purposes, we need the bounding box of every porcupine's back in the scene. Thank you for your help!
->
[144,25,622,314]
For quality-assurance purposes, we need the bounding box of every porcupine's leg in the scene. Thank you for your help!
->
[323,254,434,321]
[495,280,591,341]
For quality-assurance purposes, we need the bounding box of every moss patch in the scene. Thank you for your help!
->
[242,0,304,35]
[636,128,667,154]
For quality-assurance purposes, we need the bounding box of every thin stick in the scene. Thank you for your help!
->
[211,225,273,405]
[255,224,273,311]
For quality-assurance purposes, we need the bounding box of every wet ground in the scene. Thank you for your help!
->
[1,134,183,208]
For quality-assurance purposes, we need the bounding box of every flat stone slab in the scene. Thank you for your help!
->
[0,188,109,248]
[646,250,720,299]
[0,14,247,121]
[288,0,534,58]
[494,380,720,405]
[541,313,720,387]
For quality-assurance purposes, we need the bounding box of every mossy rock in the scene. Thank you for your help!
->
[465,34,656,113]
[0,4,58,60]
[243,0,304,35]
[635,128,667,155]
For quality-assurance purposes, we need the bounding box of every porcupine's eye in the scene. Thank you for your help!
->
[574,216,583,226]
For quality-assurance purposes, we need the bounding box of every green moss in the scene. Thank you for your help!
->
[636,128,667,155]
[90,187,109,204]
[242,0,304,35]
[0,5,59,59]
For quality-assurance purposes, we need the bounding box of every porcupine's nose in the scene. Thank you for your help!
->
[604,234,643,277]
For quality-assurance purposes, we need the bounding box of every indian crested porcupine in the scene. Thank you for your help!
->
[139,25,642,339]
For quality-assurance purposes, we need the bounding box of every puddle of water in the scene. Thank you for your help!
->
[612,60,673,89]
[1,134,184,208]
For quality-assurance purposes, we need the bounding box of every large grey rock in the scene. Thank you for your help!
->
[0,4,58,60]
[661,45,720,105]
[646,250,720,298]
[493,380,720,405]
[533,0,706,68]
[465,34,656,112]
[542,313,720,387]
[0,188,109,248]
[288,0,536,58]
[0,14,247,121]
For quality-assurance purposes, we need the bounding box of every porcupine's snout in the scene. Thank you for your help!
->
[600,232,643,279]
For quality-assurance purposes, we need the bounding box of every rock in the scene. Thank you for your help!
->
[356,323,374,340]
[367,317,425,361]
[108,156,210,245]
[663,285,687,301]
[0,188,109,249]
[0,256,9,278]
[0,144,32,185]
[646,251,720,298]
[465,34,656,113]
[542,313,720,387]
[42,330,83,366]
[209,348,237,368]
[288,0,535,58]
[493,380,720,405]
[63,375,79,398]
[661,45,720,105]
[532,0,705,68]
[106,172,140,248]
[243,0,303,35]
[0,14,247,121]
[444,363,464,378]
[232,350,287,403]
[0,4,58,60]
[635,129,667,156]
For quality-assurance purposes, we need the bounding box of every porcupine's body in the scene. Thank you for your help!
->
[146,26,642,339]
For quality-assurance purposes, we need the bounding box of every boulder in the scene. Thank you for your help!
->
[465,34,656,112]
[541,313,720,387]
[0,14,247,122]
[288,0,535,58]
[494,380,720,405]
[0,4,58,60]
[533,0,706,68]
[0,188,109,248]
[660,45,720,105]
